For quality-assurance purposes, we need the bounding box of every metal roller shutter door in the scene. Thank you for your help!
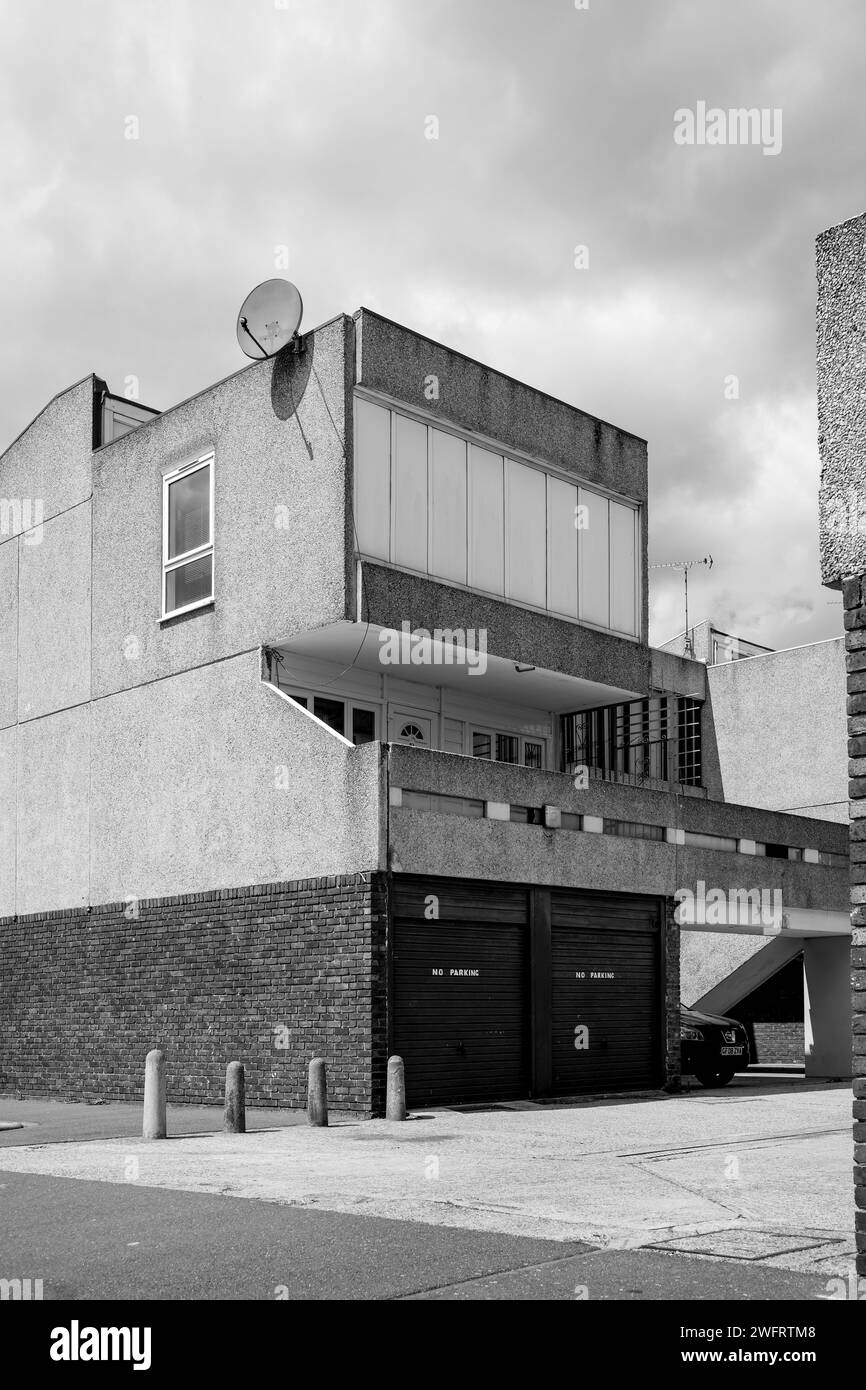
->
[392,879,530,1107]
[551,891,662,1094]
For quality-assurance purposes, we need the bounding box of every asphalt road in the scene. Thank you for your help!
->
[0,1171,836,1301]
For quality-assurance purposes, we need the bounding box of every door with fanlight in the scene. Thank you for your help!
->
[387,709,434,748]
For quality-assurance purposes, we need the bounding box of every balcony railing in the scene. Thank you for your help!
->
[560,695,702,789]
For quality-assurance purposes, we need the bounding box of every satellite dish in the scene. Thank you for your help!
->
[236,279,303,359]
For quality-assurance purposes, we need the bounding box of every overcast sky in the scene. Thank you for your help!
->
[2,0,864,649]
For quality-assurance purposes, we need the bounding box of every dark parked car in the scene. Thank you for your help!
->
[681,1006,751,1087]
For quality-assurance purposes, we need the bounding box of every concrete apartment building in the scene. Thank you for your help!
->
[817,209,866,1280]
[0,308,850,1113]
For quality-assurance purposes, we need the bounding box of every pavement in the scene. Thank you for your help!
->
[0,1171,839,1301]
[0,1096,308,1147]
[0,1074,857,1293]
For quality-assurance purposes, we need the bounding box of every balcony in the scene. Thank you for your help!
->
[384,743,849,921]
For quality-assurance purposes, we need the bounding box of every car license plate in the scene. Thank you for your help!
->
[720,1046,743,1056]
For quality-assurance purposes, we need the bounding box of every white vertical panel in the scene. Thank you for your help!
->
[392,413,428,571]
[443,717,465,754]
[430,429,467,584]
[505,459,546,607]
[609,501,637,636]
[353,398,390,559]
[578,487,610,627]
[468,445,504,595]
[547,476,578,619]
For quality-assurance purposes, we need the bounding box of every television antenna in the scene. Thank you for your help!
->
[236,278,304,359]
[650,555,714,658]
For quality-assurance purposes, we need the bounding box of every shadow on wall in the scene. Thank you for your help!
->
[270,337,315,424]
[700,682,725,802]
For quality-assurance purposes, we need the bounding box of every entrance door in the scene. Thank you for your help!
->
[550,890,661,1093]
[392,878,530,1106]
[388,709,433,748]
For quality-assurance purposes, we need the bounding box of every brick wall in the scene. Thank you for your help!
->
[843,575,866,1277]
[729,954,804,1064]
[0,873,389,1115]
[749,1022,803,1064]
[664,897,682,1089]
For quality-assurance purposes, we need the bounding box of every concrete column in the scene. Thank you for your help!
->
[386,1056,407,1120]
[142,1048,166,1140]
[307,1058,328,1127]
[224,1061,246,1133]
[804,936,852,1079]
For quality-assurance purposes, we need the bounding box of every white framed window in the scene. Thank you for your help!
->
[470,726,548,769]
[283,690,379,747]
[162,453,214,619]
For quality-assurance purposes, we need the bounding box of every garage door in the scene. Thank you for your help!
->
[551,891,661,1094]
[392,879,530,1107]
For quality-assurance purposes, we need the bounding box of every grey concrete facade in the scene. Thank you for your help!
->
[705,638,848,823]
[818,212,866,588]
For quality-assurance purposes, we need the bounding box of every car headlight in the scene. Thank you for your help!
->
[681,1026,704,1041]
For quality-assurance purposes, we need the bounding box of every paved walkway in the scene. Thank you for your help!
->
[0,1082,855,1278]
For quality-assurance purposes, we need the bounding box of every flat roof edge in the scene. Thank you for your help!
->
[353,306,649,447]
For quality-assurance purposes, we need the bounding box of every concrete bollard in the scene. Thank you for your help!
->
[307,1058,328,1127]
[224,1061,246,1133]
[142,1048,167,1140]
[386,1055,407,1121]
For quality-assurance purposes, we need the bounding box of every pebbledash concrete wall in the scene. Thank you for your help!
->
[0,873,389,1113]
[705,639,848,824]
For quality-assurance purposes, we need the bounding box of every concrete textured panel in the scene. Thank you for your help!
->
[89,651,382,904]
[707,639,847,822]
[0,725,16,916]
[389,808,846,910]
[387,745,849,855]
[17,502,91,721]
[0,539,17,730]
[16,706,90,914]
[680,928,768,1008]
[0,376,95,525]
[818,213,866,586]
[91,316,352,701]
[362,562,651,696]
[650,647,707,699]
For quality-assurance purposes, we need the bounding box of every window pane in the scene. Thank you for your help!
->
[524,741,543,769]
[505,459,546,606]
[496,734,519,764]
[352,708,376,745]
[547,476,578,618]
[610,501,637,636]
[168,466,210,560]
[468,445,504,595]
[165,553,212,613]
[393,414,428,571]
[472,731,492,759]
[578,488,609,627]
[313,697,345,736]
[355,399,391,559]
[430,429,467,584]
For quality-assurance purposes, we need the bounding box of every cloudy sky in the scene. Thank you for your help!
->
[2,0,864,649]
